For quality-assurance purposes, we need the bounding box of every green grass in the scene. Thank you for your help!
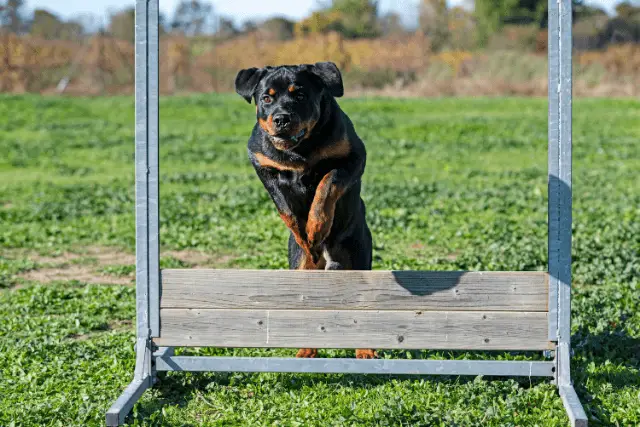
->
[1,94,639,426]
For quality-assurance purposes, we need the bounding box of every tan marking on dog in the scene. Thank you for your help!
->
[279,213,310,255]
[254,153,306,172]
[306,171,345,252]
[355,349,378,359]
[296,253,326,270]
[268,88,276,96]
[288,85,296,93]
[296,348,318,358]
[303,118,318,136]
[277,213,324,270]
[258,116,275,135]
[309,138,351,166]
[271,139,297,151]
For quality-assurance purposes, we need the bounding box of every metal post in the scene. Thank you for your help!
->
[147,0,161,338]
[106,0,159,425]
[548,0,588,425]
[549,0,572,347]
[547,0,560,343]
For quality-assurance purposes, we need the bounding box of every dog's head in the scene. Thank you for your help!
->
[235,62,343,151]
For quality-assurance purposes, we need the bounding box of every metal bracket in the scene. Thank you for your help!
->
[152,346,175,384]
[556,344,588,426]
[106,338,153,426]
[134,337,153,380]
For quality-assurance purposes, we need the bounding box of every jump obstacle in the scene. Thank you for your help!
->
[106,0,587,425]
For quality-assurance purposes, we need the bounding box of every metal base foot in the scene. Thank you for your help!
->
[560,384,588,427]
[106,376,151,426]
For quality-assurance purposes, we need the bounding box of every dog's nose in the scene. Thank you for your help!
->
[273,113,291,129]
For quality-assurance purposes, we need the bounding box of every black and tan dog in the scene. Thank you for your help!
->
[235,62,375,359]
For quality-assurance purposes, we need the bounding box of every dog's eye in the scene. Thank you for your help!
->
[262,95,272,104]
[296,93,305,101]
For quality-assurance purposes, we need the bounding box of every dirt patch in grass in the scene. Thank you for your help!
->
[166,251,238,268]
[90,249,135,265]
[13,246,237,285]
[26,246,135,266]
[15,246,135,285]
[68,333,91,341]
[444,252,459,261]
[108,319,133,331]
[19,264,135,285]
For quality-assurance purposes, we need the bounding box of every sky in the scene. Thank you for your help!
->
[27,0,625,25]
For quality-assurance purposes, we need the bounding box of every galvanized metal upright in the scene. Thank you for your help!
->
[548,0,588,425]
[105,0,587,425]
[105,0,159,424]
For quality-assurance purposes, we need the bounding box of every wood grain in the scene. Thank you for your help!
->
[160,269,548,312]
[154,309,552,350]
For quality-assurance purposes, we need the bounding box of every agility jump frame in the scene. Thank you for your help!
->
[106,1,587,425]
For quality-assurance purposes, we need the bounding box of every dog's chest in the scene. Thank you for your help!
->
[277,169,320,193]
[276,169,323,213]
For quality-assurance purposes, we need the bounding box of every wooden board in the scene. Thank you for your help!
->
[160,270,548,312]
[154,309,552,350]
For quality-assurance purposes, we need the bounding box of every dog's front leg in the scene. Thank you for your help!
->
[252,164,317,264]
[306,157,363,262]
[306,169,342,263]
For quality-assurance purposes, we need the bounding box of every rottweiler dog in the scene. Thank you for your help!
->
[235,62,375,359]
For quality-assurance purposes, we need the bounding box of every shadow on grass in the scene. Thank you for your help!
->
[130,372,218,425]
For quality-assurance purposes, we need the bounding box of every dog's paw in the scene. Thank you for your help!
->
[296,348,318,358]
[325,261,343,270]
[355,349,378,359]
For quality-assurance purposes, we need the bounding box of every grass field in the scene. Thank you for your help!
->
[1,95,638,426]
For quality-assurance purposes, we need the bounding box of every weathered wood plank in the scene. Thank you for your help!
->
[154,309,552,350]
[160,270,548,311]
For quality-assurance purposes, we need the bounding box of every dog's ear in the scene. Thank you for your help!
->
[235,67,267,103]
[308,62,344,98]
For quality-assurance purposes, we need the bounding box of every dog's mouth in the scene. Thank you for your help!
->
[271,128,306,150]
[290,128,307,142]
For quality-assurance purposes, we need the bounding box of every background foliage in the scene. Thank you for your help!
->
[0,0,639,95]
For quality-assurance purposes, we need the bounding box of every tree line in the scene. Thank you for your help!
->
[1,0,639,50]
